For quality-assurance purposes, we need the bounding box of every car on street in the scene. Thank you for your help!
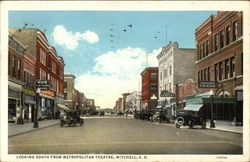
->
[150,111,170,123]
[60,110,84,127]
[175,109,206,129]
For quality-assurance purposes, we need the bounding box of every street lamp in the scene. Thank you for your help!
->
[209,90,215,128]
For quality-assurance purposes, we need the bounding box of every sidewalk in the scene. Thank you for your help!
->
[206,120,243,134]
[152,119,243,134]
[9,119,59,137]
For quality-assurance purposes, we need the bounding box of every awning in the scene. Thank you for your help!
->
[57,104,74,112]
[234,85,243,91]
[184,104,203,111]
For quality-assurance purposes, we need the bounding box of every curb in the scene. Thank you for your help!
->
[9,123,59,138]
[206,127,243,134]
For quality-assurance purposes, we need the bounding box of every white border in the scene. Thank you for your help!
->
[1,1,250,162]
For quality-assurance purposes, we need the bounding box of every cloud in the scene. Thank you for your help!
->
[75,47,162,108]
[52,25,99,51]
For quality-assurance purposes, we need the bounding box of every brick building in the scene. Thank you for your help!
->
[140,67,158,110]
[8,34,25,123]
[9,28,65,120]
[195,11,243,123]
[64,74,76,110]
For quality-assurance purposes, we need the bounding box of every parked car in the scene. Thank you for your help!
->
[117,112,124,116]
[175,109,206,129]
[150,111,170,123]
[139,110,155,120]
[99,111,105,116]
[60,110,84,127]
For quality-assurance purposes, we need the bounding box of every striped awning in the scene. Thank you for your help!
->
[57,104,74,112]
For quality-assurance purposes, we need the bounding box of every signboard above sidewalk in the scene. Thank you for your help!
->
[33,79,52,91]
[160,90,175,97]
[198,81,219,88]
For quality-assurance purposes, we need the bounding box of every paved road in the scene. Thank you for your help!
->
[8,117,242,154]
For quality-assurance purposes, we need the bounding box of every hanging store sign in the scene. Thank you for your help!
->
[160,90,175,97]
[33,79,52,91]
[198,81,219,88]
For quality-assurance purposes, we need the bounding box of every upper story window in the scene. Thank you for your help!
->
[220,30,224,49]
[150,73,157,80]
[40,48,46,65]
[52,61,56,73]
[169,66,172,76]
[150,84,158,91]
[207,67,210,81]
[230,57,235,77]
[214,34,218,52]
[219,62,223,81]
[214,64,219,81]
[206,40,209,56]
[64,81,67,88]
[199,44,202,60]
[226,25,231,45]
[233,21,238,41]
[225,59,230,79]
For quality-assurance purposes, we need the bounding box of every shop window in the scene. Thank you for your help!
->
[225,59,230,79]
[233,21,238,41]
[226,25,231,45]
[220,30,224,48]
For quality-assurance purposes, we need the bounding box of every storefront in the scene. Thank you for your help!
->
[38,90,55,120]
[23,88,36,122]
[8,81,23,123]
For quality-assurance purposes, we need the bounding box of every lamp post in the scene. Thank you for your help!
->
[209,90,215,128]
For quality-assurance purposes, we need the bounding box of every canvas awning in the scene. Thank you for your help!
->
[57,104,73,112]
[184,104,203,111]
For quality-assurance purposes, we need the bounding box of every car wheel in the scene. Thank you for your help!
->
[176,117,184,127]
[201,122,206,129]
[175,123,180,128]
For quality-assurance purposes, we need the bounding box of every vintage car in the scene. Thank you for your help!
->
[60,110,84,127]
[150,111,170,123]
[175,109,206,129]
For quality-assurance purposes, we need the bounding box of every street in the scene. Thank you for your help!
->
[8,116,242,154]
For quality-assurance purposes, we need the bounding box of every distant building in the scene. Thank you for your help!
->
[140,67,158,110]
[64,74,76,110]
[122,93,131,112]
[125,91,141,112]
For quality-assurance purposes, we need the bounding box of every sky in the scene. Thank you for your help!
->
[9,11,216,108]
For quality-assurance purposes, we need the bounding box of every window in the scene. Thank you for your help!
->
[199,44,202,60]
[226,25,231,45]
[219,62,223,81]
[164,69,168,78]
[202,42,205,58]
[12,56,16,77]
[52,61,56,73]
[233,21,238,41]
[64,93,67,99]
[215,64,219,81]
[207,67,210,81]
[214,34,218,51]
[40,49,46,65]
[150,84,157,91]
[206,40,209,56]
[150,73,157,80]
[169,82,172,92]
[201,70,204,81]
[160,72,162,80]
[204,69,207,81]
[198,71,200,82]
[230,57,235,77]
[169,66,172,76]
[220,30,224,48]
[225,59,230,79]
[64,81,67,88]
